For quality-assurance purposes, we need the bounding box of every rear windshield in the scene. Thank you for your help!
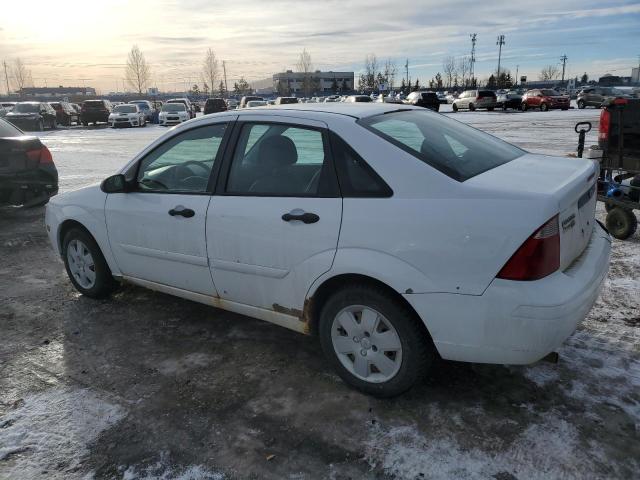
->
[115,105,137,113]
[13,103,40,113]
[358,110,524,182]
[0,118,22,136]
[83,101,105,108]
[478,91,496,98]
[421,92,437,99]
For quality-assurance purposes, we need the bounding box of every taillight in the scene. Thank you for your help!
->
[26,146,54,165]
[599,109,610,141]
[497,215,560,281]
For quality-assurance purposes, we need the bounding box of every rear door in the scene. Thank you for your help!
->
[206,115,342,314]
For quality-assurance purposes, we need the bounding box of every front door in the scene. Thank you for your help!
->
[105,122,230,295]
[206,117,342,313]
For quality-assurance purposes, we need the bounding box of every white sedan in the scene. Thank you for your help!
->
[159,103,190,126]
[45,104,611,397]
[108,104,146,128]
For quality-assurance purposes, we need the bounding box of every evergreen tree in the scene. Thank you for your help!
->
[331,78,339,94]
[413,78,420,91]
[580,72,588,84]
[400,78,406,93]
[435,73,443,89]
[218,80,226,97]
[341,79,348,93]
[357,74,366,93]
[486,74,497,88]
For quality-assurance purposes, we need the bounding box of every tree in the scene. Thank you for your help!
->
[13,58,33,93]
[234,77,251,95]
[125,45,151,94]
[276,79,290,96]
[218,80,226,97]
[580,72,589,84]
[296,48,315,97]
[435,72,443,89]
[413,78,420,91]
[331,78,339,94]
[400,78,406,94]
[486,74,497,88]
[190,84,200,95]
[364,53,378,91]
[203,83,210,96]
[442,56,457,88]
[202,48,219,97]
[539,64,560,81]
[383,59,397,90]
[340,79,348,93]
[457,57,471,87]
[357,73,366,92]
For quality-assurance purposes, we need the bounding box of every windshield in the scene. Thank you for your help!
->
[130,102,149,110]
[359,110,524,182]
[162,104,186,112]
[13,103,40,113]
[541,89,559,96]
[115,105,137,113]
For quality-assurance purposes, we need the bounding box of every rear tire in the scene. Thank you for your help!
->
[318,284,436,397]
[605,208,637,240]
[452,103,458,112]
[469,103,476,111]
[62,228,116,298]
[540,103,549,112]
[577,100,585,109]
[521,103,528,111]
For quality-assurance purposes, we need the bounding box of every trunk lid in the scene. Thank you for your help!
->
[468,153,598,271]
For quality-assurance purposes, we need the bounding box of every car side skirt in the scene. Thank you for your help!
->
[121,275,308,334]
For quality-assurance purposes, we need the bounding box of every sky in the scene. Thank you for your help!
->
[1,0,639,93]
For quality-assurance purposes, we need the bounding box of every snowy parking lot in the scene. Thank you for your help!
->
[1,106,638,479]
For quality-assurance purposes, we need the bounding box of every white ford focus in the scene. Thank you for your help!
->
[45,104,611,396]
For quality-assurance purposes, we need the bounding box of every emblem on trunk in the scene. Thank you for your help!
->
[562,214,576,232]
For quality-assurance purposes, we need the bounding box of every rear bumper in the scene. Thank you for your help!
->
[6,118,40,130]
[404,223,611,365]
[0,167,59,206]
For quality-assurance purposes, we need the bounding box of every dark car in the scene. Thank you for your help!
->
[496,92,522,110]
[522,89,569,111]
[0,118,58,206]
[404,91,440,111]
[275,96,299,105]
[204,98,228,114]
[81,100,112,125]
[239,96,264,108]
[577,87,630,109]
[128,100,154,121]
[345,95,373,103]
[5,102,57,131]
[49,101,79,126]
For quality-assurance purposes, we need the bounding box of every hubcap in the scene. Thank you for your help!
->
[331,305,402,383]
[67,239,96,289]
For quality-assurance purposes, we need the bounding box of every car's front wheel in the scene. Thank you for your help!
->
[62,228,116,298]
[468,103,475,111]
[318,284,435,397]
[540,103,549,111]
[452,103,458,112]
[577,100,585,109]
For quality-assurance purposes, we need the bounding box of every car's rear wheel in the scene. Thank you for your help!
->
[577,100,585,109]
[469,103,475,111]
[318,284,435,397]
[62,228,116,298]
[521,103,528,111]
[605,208,638,240]
[540,103,549,112]
[452,103,458,112]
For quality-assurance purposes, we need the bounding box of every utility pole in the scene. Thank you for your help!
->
[3,61,10,96]
[405,59,409,88]
[515,65,519,86]
[560,54,568,86]
[222,61,228,97]
[470,33,477,85]
[496,34,505,87]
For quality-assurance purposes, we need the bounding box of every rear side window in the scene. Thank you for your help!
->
[478,91,496,98]
[359,110,524,182]
[330,132,392,197]
[0,118,22,137]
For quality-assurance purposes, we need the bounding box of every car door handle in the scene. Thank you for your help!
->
[281,211,320,224]
[168,206,195,218]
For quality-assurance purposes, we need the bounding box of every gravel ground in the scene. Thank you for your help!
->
[1,106,638,480]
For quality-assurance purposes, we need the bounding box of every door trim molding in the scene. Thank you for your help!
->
[122,275,307,334]
[210,258,288,278]
[120,243,208,267]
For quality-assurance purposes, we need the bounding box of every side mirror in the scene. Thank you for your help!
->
[101,174,129,193]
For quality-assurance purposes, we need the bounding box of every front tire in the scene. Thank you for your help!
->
[452,103,458,112]
[540,103,549,111]
[577,100,585,109]
[469,103,476,111]
[318,284,436,397]
[62,228,116,298]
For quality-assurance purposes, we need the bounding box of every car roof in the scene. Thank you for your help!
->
[234,103,420,120]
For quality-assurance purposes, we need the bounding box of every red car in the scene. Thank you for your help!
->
[521,89,570,111]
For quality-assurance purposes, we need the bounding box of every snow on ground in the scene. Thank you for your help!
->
[0,387,125,480]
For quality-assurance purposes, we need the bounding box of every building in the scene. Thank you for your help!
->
[19,86,97,98]
[273,70,354,95]
[632,67,639,84]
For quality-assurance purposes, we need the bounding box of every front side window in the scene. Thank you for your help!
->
[226,123,335,196]
[359,110,524,181]
[137,124,226,193]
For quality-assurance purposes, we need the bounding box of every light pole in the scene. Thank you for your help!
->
[560,54,568,86]
[470,33,477,86]
[496,35,505,87]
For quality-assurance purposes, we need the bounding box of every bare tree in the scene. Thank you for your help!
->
[539,64,560,81]
[296,48,315,96]
[383,59,397,90]
[13,58,33,93]
[125,45,151,94]
[442,56,457,89]
[364,54,378,91]
[202,48,219,97]
[457,57,471,87]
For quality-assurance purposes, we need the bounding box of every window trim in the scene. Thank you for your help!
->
[216,120,340,198]
[129,121,233,196]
